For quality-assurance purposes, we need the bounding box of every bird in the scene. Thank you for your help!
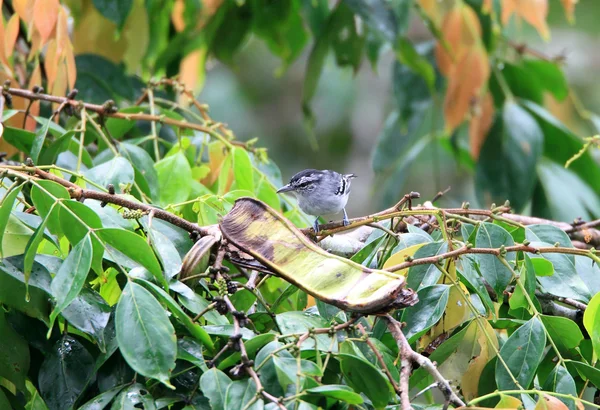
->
[276,169,357,233]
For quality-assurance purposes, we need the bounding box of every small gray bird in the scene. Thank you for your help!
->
[277,169,357,233]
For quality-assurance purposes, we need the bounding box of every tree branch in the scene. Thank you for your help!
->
[385,315,465,408]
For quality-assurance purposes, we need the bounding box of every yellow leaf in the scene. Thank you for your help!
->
[535,394,568,410]
[382,242,427,274]
[55,7,69,59]
[502,0,550,41]
[469,92,495,159]
[460,319,498,400]
[179,47,208,100]
[496,393,523,409]
[65,46,77,90]
[171,0,186,32]
[32,0,59,44]
[4,14,20,59]
[72,0,148,74]
[444,46,490,131]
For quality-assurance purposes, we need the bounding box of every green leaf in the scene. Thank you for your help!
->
[96,228,166,289]
[542,364,577,410]
[30,180,70,236]
[495,317,546,390]
[83,157,135,193]
[474,222,515,297]
[116,282,176,387]
[304,385,363,405]
[232,147,255,192]
[30,119,52,164]
[536,159,600,223]
[406,241,447,289]
[457,255,494,314]
[0,309,30,391]
[524,101,600,195]
[92,0,133,29]
[345,0,397,41]
[475,102,543,212]
[120,143,160,200]
[25,379,48,410]
[2,126,35,153]
[395,37,435,92]
[39,130,76,166]
[275,311,332,351]
[218,333,276,371]
[24,203,58,286]
[39,335,95,410]
[528,256,554,277]
[61,287,111,353]
[256,341,293,397]
[568,360,600,389]
[338,352,392,408]
[0,183,23,257]
[49,235,93,328]
[155,152,192,207]
[78,384,126,410]
[329,3,364,71]
[135,278,215,352]
[199,368,232,410]
[583,291,600,359]
[402,284,450,342]
[211,3,252,64]
[540,315,582,352]
[177,337,209,372]
[171,281,228,326]
[110,383,157,410]
[302,26,329,107]
[0,256,52,323]
[521,60,569,101]
[224,379,262,410]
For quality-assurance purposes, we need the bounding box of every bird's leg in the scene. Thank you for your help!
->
[313,217,320,233]
[342,208,350,226]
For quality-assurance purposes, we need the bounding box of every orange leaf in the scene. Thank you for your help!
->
[65,47,77,90]
[179,48,207,101]
[469,92,495,159]
[12,0,35,26]
[444,46,490,131]
[534,394,569,410]
[435,4,482,75]
[4,14,20,59]
[502,0,549,40]
[561,0,578,23]
[171,0,186,32]
[33,0,59,44]
[44,40,59,92]
[482,0,493,13]
[0,18,7,68]
[56,7,69,59]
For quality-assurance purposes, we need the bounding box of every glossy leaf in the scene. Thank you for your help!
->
[224,379,262,410]
[96,228,166,288]
[0,183,23,257]
[338,353,392,408]
[304,385,363,405]
[92,0,133,29]
[155,152,192,207]
[495,317,546,390]
[232,147,255,192]
[109,383,156,410]
[542,365,577,410]
[49,234,93,327]
[83,157,135,193]
[61,288,111,353]
[583,291,600,358]
[135,279,214,352]
[540,315,583,352]
[177,337,209,372]
[78,384,126,410]
[199,368,232,410]
[406,241,447,289]
[402,284,450,342]
[476,102,543,212]
[116,282,176,387]
[24,204,58,284]
[30,119,52,164]
[0,309,30,391]
[39,336,95,410]
[474,222,515,297]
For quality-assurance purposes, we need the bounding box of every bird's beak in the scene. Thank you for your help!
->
[276,184,294,194]
[346,173,357,179]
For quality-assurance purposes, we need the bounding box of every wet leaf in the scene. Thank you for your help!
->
[338,352,392,408]
[199,368,232,410]
[0,309,30,391]
[402,284,450,342]
[474,222,515,296]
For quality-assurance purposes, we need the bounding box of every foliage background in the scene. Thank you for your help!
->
[1,0,600,410]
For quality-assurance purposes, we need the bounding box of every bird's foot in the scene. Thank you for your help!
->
[313,218,320,233]
[342,209,350,226]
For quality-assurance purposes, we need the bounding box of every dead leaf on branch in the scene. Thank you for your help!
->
[501,0,550,41]
[469,92,495,159]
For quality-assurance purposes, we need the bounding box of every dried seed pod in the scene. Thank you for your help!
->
[179,235,219,287]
